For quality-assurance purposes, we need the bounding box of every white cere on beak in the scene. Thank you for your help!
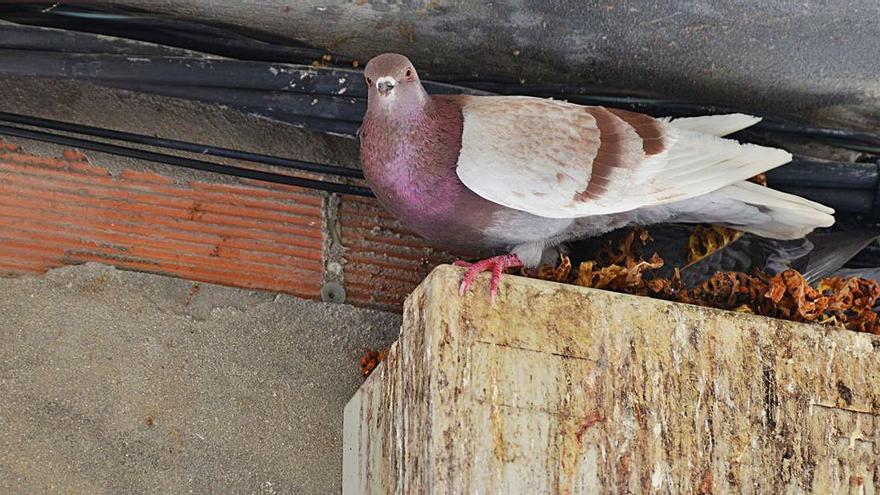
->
[376,76,398,97]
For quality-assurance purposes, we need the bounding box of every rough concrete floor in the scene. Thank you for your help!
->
[0,263,401,494]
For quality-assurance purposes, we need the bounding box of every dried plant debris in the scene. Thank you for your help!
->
[747,173,768,187]
[575,255,665,293]
[596,228,652,265]
[687,225,744,265]
[524,227,880,334]
[359,347,388,378]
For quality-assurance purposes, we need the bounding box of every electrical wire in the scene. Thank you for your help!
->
[2,109,880,214]
[1,31,879,154]
[0,123,375,197]
[2,3,880,156]
[0,111,366,179]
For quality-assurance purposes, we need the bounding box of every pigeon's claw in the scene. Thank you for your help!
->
[455,254,523,302]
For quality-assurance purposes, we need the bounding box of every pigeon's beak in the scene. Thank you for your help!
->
[376,77,397,96]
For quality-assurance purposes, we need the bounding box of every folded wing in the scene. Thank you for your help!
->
[454,96,792,219]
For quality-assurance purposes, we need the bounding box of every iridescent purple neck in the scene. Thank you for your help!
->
[361,96,466,226]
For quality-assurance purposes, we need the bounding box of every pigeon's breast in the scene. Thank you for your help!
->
[359,101,509,249]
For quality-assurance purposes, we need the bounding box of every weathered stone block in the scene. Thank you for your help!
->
[343,265,880,493]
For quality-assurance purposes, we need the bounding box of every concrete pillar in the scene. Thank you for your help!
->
[343,265,880,493]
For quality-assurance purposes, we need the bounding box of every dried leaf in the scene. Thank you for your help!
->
[596,228,651,265]
[687,225,744,265]
[748,173,768,187]
[523,255,573,283]
[523,227,880,335]
[359,348,388,378]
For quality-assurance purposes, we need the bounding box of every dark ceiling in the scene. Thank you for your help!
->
[76,0,880,130]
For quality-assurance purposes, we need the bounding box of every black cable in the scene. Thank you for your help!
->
[0,111,366,179]
[766,159,879,189]
[4,108,880,214]
[3,5,880,154]
[0,3,358,66]
[2,44,877,152]
[759,122,880,149]
[0,124,375,197]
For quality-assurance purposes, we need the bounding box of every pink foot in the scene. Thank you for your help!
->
[454,254,523,302]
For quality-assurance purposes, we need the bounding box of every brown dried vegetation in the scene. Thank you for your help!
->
[360,348,388,378]
[687,225,743,264]
[748,173,768,187]
[523,228,880,334]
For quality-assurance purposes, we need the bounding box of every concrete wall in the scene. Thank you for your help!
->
[346,265,880,493]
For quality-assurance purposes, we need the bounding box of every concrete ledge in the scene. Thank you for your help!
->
[344,265,880,493]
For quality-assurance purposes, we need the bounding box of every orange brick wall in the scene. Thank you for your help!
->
[339,196,457,310]
[0,139,456,311]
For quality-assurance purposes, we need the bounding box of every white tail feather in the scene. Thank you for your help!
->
[652,129,793,200]
[715,181,835,239]
[663,113,762,137]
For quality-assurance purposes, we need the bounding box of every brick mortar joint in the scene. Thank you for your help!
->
[321,192,346,299]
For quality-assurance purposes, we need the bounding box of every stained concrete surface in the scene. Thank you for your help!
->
[0,263,401,494]
[347,265,880,493]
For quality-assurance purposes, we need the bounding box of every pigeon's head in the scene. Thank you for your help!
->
[364,53,426,110]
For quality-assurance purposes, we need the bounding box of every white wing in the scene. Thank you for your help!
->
[454,96,792,219]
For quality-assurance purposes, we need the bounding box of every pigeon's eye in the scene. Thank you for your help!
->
[405,68,413,80]
[366,76,372,86]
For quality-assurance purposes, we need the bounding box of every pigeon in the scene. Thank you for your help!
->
[359,53,835,299]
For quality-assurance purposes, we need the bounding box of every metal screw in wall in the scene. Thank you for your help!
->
[321,282,346,304]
